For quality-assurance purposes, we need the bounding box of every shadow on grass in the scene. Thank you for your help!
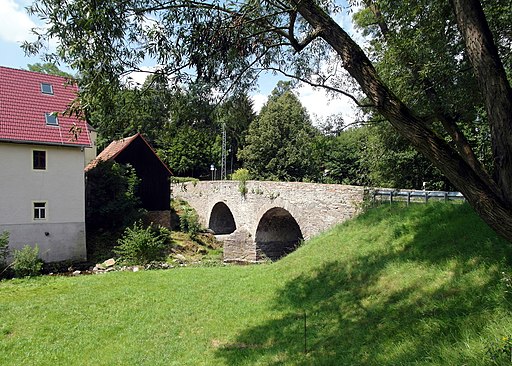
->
[214,203,512,365]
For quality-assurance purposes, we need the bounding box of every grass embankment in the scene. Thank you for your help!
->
[1,203,512,365]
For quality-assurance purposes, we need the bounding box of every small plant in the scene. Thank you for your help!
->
[12,245,43,277]
[0,231,9,267]
[268,191,280,201]
[179,206,200,238]
[232,168,251,198]
[486,336,512,364]
[501,271,512,295]
[114,222,171,265]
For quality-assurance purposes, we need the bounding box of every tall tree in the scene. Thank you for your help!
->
[214,93,256,174]
[24,0,512,242]
[239,82,317,181]
[27,62,74,78]
[88,73,173,145]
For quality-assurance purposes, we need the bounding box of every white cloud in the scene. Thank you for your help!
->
[296,83,357,125]
[251,94,267,114]
[0,0,36,43]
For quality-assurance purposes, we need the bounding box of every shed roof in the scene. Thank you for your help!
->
[84,133,172,175]
[0,66,91,147]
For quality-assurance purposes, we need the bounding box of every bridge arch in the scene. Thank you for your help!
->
[255,207,303,261]
[208,202,236,234]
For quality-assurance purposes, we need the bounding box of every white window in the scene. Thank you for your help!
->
[41,83,53,95]
[33,202,47,220]
[45,113,59,126]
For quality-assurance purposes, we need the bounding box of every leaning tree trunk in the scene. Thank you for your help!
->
[451,0,512,202]
[290,0,512,242]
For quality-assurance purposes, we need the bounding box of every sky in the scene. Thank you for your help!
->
[0,0,363,124]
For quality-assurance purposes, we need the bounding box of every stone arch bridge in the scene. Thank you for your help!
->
[172,180,366,262]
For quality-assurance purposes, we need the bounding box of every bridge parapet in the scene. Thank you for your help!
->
[172,180,366,262]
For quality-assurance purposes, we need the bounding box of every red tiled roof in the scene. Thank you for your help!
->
[0,66,91,147]
[84,133,172,175]
[84,134,139,171]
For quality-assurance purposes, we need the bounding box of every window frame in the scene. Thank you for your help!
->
[45,113,59,126]
[32,149,47,171]
[41,83,54,95]
[33,201,47,221]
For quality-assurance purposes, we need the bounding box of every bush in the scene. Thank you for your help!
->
[114,222,171,265]
[86,161,145,231]
[231,168,251,197]
[179,206,201,238]
[12,245,43,277]
[0,231,9,268]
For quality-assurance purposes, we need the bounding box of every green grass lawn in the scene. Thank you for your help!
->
[2,203,512,365]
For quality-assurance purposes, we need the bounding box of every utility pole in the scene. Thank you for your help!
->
[221,122,227,180]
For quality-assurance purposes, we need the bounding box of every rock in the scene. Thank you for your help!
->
[103,258,116,267]
[132,266,140,272]
[175,254,186,263]
[72,270,81,276]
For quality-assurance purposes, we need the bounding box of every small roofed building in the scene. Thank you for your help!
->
[85,133,173,227]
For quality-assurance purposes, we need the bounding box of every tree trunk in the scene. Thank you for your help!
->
[290,0,512,242]
[451,0,512,202]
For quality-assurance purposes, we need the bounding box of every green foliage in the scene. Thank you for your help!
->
[361,123,452,190]
[158,125,219,178]
[11,245,43,278]
[214,93,256,173]
[239,82,317,181]
[486,336,512,365]
[352,0,508,176]
[313,127,370,185]
[0,231,9,268]
[231,168,251,197]
[89,73,173,144]
[156,90,254,179]
[179,206,201,238]
[27,62,74,78]
[170,177,199,184]
[86,161,144,231]
[114,222,171,265]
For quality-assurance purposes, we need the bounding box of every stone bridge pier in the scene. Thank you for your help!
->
[172,180,365,262]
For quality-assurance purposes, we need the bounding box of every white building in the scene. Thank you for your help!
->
[0,66,91,263]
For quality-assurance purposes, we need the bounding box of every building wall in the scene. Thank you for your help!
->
[0,142,86,262]
[84,128,98,166]
[172,180,366,262]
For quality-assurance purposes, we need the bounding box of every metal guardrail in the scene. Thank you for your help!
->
[372,189,465,205]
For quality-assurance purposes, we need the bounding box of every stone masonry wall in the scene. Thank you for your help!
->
[172,180,366,262]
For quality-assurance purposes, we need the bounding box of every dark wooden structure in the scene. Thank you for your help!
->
[85,133,172,211]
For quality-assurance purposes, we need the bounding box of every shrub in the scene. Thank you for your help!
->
[0,231,9,267]
[114,222,171,264]
[86,161,145,231]
[179,205,200,238]
[231,168,251,197]
[12,245,43,277]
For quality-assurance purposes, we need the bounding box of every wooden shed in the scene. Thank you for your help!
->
[85,133,172,224]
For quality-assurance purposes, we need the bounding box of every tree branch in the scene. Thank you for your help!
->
[265,67,372,108]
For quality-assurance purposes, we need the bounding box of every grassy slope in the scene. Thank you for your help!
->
[1,203,512,365]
